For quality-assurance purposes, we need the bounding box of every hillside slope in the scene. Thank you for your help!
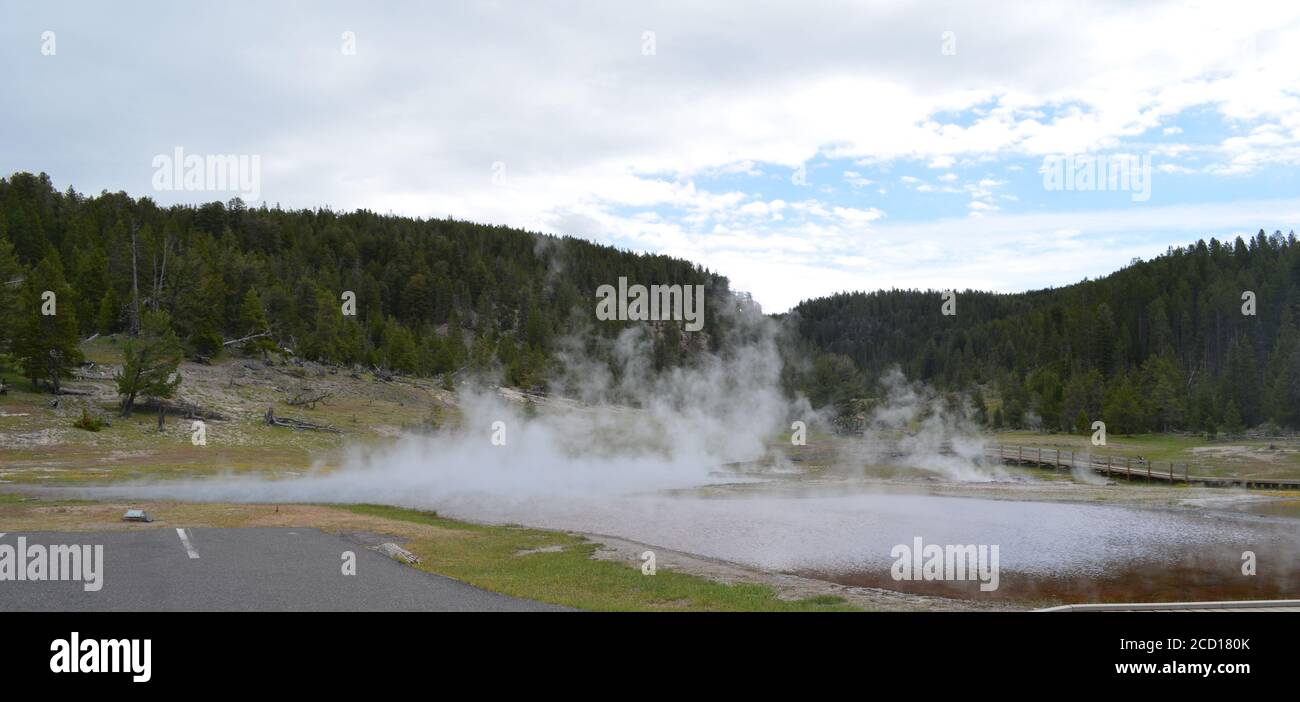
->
[790,232,1300,433]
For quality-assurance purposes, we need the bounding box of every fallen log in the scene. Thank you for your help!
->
[263,406,342,433]
[135,398,228,421]
[222,330,272,347]
[286,389,332,408]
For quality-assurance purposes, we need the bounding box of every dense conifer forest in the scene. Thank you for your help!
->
[3,171,1298,433]
[0,172,731,395]
[792,230,1300,433]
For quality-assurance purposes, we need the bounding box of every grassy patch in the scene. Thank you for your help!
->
[80,336,127,365]
[993,431,1300,480]
[336,504,859,612]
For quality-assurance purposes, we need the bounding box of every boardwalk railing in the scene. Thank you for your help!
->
[986,444,1300,489]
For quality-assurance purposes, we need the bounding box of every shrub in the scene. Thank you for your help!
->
[74,409,105,432]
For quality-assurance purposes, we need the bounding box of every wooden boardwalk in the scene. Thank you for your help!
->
[988,444,1300,489]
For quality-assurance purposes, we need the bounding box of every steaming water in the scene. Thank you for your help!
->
[47,316,1300,602]
[69,468,1299,598]
[58,360,1300,603]
[435,490,1291,577]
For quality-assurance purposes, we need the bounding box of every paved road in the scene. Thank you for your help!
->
[0,528,564,611]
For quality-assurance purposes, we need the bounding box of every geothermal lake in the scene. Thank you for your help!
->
[68,471,1300,604]
[426,486,1299,602]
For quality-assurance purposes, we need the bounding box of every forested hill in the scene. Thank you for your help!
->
[791,230,1300,433]
[0,172,731,390]
[5,171,1298,435]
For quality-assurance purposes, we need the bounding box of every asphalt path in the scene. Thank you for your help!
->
[0,528,564,611]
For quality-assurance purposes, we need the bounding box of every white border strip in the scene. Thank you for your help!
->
[176,528,200,559]
[1037,599,1300,612]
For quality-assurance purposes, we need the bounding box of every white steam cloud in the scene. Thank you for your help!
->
[74,296,1009,544]
[842,368,1005,482]
[84,293,807,509]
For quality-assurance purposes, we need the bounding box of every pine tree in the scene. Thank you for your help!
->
[95,288,121,335]
[970,386,988,425]
[381,317,418,373]
[14,254,82,392]
[184,268,227,357]
[0,235,21,353]
[1142,354,1185,431]
[1221,336,1261,427]
[239,289,269,336]
[1101,372,1145,434]
[1092,302,1118,377]
[1264,309,1300,427]
[116,310,183,417]
[1222,399,1244,434]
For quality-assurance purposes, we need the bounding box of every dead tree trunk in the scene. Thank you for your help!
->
[130,224,141,336]
[223,331,272,347]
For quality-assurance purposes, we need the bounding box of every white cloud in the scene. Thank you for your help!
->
[842,170,874,188]
[3,1,1300,313]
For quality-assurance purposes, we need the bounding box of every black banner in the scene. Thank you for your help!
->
[0,612,1288,690]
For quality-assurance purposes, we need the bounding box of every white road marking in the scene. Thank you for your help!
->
[176,528,200,559]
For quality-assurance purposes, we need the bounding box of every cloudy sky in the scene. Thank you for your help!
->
[4,1,1300,312]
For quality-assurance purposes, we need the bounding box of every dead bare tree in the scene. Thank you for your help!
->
[222,330,272,347]
[154,233,170,313]
[129,224,141,336]
[286,389,332,409]
[263,406,341,433]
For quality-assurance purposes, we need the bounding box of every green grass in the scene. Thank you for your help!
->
[79,336,127,365]
[337,504,861,612]
[992,430,1300,479]
[996,431,1199,460]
